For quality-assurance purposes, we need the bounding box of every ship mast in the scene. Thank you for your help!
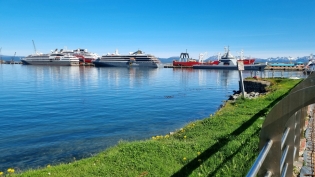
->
[32,40,37,54]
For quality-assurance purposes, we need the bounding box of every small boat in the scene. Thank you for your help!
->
[193,47,267,71]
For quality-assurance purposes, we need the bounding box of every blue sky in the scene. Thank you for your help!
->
[0,0,314,59]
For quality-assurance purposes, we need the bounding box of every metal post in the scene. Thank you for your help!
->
[237,61,245,98]
[239,70,245,98]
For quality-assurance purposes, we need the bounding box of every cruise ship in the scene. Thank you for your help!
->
[21,49,80,66]
[93,49,160,68]
[61,48,99,63]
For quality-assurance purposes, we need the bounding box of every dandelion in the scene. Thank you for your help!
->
[48,172,51,175]
[0,171,3,176]
[184,136,187,139]
[197,152,201,155]
[164,135,170,138]
[152,136,156,140]
[7,168,14,174]
[47,164,51,168]
[183,157,187,161]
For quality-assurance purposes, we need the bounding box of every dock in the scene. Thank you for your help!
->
[164,64,306,71]
[163,65,192,68]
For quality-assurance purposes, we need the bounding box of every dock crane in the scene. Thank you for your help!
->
[11,52,16,64]
[32,40,37,54]
[198,52,208,63]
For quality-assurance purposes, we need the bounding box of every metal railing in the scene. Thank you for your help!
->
[247,72,315,177]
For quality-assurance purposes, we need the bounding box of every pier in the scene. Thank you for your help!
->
[164,64,306,70]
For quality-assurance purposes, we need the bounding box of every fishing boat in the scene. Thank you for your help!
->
[193,47,267,71]
[173,50,255,67]
[173,52,219,66]
[93,49,160,68]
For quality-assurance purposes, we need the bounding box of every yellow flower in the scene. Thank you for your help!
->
[47,164,51,168]
[0,171,3,176]
[7,168,14,173]
[184,136,187,139]
[183,157,187,161]
[197,152,201,155]
[164,135,170,138]
[152,136,156,140]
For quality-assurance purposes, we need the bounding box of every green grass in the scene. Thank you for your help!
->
[2,78,302,177]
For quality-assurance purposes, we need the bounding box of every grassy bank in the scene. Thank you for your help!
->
[3,78,302,177]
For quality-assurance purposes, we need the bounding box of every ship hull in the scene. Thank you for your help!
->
[21,60,79,66]
[193,64,267,71]
[173,61,220,66]
[93,60,159,68]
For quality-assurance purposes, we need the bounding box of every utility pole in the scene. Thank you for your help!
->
[238,60,245,98]
[0,47,2,64]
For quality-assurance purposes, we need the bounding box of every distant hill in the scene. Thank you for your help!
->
[0,55,24,61]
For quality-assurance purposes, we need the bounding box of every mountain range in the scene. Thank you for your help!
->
[158,55,314,64]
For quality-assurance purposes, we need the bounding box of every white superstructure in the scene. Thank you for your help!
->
[93,49,160,68]
[21,49,79,66]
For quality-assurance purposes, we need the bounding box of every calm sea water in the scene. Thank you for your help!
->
[0,64,306,171]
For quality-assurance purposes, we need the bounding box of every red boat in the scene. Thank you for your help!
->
[173,49,255,67]
[239,58,255,65]
[173,52,219,66]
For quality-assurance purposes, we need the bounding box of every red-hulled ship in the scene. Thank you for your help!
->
[73,49,99,63]
[173,52,219,66]
[173,50,255,67]
[193,47,266,71]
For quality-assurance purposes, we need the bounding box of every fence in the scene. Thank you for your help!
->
[246,72,315,177]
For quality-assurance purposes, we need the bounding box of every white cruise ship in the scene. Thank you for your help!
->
[21,49,80,66]
[93,49,160,68]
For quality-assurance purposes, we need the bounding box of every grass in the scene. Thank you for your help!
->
[2,78,302,177]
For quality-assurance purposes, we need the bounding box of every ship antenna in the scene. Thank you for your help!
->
[32,40,37,54]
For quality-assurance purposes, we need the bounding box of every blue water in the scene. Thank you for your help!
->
[0,64,306,171]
